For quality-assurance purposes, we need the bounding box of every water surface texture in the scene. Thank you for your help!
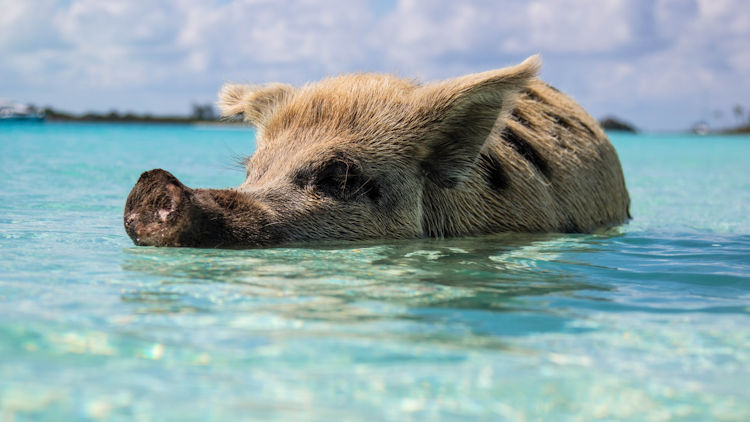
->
[1,122,749,421]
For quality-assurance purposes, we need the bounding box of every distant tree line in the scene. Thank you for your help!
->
[709,103,750,134]
[17,100,750,134]
[598,116,637,133]
[37,103,229,124]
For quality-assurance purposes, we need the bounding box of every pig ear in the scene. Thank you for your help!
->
[217,83,295,127]
[418,55,540,188]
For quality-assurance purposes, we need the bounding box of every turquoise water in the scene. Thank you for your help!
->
[1,122,749,421]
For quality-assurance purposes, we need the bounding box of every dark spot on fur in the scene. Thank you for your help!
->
[511,109,533,129]
[477,151,509,191]
[546,112,573,131]
[572,117,597,137]
[501,127,551,178]
[522,88,547,104]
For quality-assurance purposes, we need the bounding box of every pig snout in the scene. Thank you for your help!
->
[124,169,197,247]
[124,169,280,248]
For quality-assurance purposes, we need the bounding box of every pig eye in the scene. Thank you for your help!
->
[316,161,364,199]
[296,160,381,203]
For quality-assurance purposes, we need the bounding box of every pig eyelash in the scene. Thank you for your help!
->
[314,160,356,197]
[349,176,382,203]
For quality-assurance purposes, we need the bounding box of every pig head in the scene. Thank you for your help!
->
[124,55,630,248]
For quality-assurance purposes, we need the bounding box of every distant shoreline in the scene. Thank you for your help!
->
[44,116,245,126]
[43,110,243,125]
[13,105,244,126]
[7,108,750,134]
[722,124,750,134]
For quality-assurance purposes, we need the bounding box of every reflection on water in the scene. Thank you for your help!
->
[108,231,750,420]
[119,233,619,346]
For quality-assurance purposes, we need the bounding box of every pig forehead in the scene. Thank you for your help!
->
[254,128,402,162]
[257,129,357,158]
[264,74,419,139]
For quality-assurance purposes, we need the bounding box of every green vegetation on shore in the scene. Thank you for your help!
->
[722,124,750,134]
[599,116,637,133]
[41,103,235,124]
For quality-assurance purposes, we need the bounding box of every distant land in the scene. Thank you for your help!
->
[5,101,750,134]
[597,117,750,134]
[41,104,236,125]
[39,105,647,134]
[598,116,637,133]
[722,124,750,134]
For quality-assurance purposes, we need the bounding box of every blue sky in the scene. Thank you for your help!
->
[1,0,748,131]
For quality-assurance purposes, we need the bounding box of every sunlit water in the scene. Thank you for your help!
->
[1,122,748,421]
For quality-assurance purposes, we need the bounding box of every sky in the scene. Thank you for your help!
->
[1,0,749,131]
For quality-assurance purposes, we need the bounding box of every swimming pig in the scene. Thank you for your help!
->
[124,56,629,248]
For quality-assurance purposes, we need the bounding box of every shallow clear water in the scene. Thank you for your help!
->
[1,122,749,421]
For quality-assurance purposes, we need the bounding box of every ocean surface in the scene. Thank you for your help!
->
[1,122,748,421]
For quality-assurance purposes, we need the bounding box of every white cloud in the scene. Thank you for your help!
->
[174,0,374,79]
[0,0,748,129]
[0,0,64,51]
[2,0,374,88]
[526,0,634,53]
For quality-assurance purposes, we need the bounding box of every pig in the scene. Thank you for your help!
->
[124,55,630,248]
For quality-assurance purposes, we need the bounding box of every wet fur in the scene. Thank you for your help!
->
[125,56,629,247]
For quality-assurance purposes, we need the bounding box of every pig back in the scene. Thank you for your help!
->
[421,80,630,236]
